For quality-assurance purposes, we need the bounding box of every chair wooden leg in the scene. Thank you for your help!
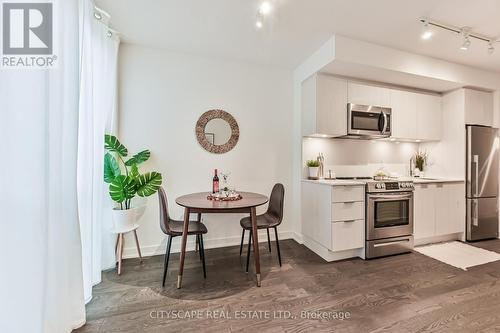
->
[196,235,202,260]
[195,214,202,253]
[246,232,252,273]
[133,230,143,263]
[199,234,207,279]
[162,236,173,287]
[267,228,272,252]
[239,229,245,256]
[117,233,124,275]
[274,227,282,267]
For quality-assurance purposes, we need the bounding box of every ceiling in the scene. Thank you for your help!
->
[96,0,500,72]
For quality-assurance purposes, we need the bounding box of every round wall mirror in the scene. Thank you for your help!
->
[196,109,239,154]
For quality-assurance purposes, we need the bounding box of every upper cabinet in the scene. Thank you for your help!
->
[464,89,494,127]
[416,94,442,141]
[391,90,417,139]
[347,82,391,107]
[301,74,442,141]
[301,74,347,137]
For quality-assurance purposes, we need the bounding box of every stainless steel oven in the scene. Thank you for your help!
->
[347,103,392,139]
[365,181,414,259]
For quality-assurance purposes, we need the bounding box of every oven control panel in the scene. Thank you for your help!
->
[367,181,414,193]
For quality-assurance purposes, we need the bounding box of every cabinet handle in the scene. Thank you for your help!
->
[344,220,356,223]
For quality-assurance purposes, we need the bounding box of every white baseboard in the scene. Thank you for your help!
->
[122,229,295,259]
[414,233,463,246]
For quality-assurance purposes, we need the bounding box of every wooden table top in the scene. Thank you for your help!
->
[176,192,268,210]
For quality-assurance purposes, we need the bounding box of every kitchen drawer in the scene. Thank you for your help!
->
[331,201,364,222]
[332,186,364,203]
[331,220,365,251]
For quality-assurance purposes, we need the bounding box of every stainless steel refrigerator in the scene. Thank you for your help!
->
[466,125,499,241]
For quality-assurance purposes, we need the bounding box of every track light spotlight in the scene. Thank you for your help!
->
[488,41,495,54]
[420,19,433,40]
[460,28,471,50]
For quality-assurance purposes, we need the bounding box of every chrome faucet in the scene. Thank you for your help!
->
[409,156,415,177]
[317,153,325,179]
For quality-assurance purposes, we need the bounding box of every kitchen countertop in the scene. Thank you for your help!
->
[301,179,366,186]
[302,177,465,186]
[399,177,465,184]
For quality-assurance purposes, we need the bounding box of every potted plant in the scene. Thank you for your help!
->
[306,159,320,179]
[104,134,162,230]
[414,150,428,177]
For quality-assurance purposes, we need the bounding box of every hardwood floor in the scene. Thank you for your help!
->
[76,239,500,332]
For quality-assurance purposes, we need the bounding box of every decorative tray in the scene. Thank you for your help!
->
[207,193,242,201]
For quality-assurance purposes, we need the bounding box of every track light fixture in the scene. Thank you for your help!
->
[255,1,273,29]
[419,18,499,55]
[420,19,433,40]
[488,41,495,55]
[460,28,471,51]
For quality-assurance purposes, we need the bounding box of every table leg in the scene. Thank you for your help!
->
[177,207,190,288]
[250,207,261,287]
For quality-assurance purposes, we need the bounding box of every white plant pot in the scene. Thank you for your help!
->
[112,205,146,233]
[308,167,319,179]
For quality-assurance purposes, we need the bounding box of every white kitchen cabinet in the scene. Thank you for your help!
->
[301,181,365,261]
[435,183,465,235]
[301,74,347,137]
[347,82,391,107]
[416,94,442,141]
[331,220,365,252]
[414,184,436,239]
[414,182,465,242]
[391,89,417,139]
[464,89,494,127]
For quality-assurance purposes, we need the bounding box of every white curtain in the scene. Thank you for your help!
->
[0,0,86,332]
[78,0,120,303]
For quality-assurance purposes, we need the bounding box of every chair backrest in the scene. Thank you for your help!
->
[266,183,284,224]
[158,187,173,235]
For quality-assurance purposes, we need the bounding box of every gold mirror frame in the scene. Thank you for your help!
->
[196,109,239,154]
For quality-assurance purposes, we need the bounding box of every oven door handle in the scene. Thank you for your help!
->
[369,194,413,200]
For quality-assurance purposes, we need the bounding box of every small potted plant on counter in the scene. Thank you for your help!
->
[104,134,163,231]
[306,159,320,180]
[414,150,428,177]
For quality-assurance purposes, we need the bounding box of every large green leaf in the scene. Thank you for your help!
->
[135,172,162,197]
[104,153,121,183]
[129,163,139,180]
[125,150,151,166]
[104,134,128,157]
[109,175,136,203]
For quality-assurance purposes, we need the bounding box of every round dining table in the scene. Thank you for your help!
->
[175,191,268,288]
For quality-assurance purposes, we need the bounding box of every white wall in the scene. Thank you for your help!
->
[118,44,294,257]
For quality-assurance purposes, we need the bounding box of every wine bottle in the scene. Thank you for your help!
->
[212,169,219,194]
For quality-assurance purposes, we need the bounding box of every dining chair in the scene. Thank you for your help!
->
[239,183,284,272]
[158,187,208,286]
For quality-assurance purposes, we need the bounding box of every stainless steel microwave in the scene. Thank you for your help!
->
[347,103,392,139]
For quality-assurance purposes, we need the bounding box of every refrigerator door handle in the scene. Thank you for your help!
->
[473,199,479,227]
[473,155,479,197]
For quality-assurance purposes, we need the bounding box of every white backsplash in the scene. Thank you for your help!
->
[302,138,418,178]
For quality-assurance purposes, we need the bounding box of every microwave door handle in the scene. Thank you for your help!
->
[381,111,388,134]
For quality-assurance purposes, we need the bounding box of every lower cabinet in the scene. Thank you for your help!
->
[414,182,465,241]
[302,182,365,258]
[331,220,364,251]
